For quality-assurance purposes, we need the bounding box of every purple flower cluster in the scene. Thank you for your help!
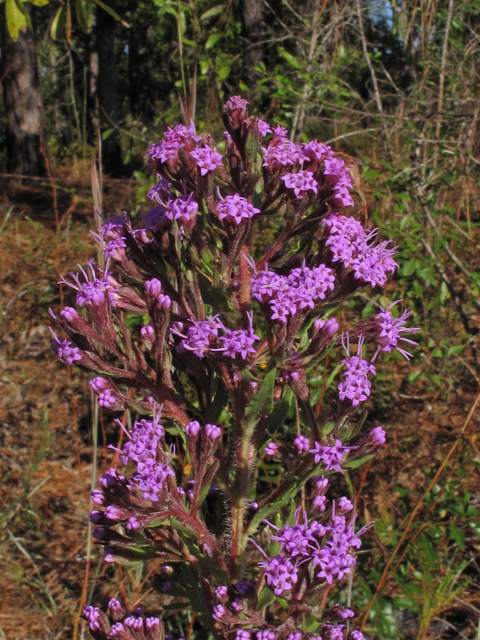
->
[310,439,356,474]
[146,121,201,164]
[60,261,118,308]
[281,170,318,199]
[374,300,419,360]
[105,412,174,502]
[190,144,224,176]
[216,193,260,224]
[262,127,305,169]
[258,507,369,596]
[338,336,376,406]
[165,193,199,223]
[251,263,335,322]
[325,215,398,287]
[49,328,82,365]
[173,314,259,361]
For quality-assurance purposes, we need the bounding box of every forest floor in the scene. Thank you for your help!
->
[1,179,479,640]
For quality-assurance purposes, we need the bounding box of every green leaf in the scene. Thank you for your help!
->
[91,0,129,26]
[402,258,416,277]
[260,387,293,444]
[102,128,115,140]
[200,4,224,21]
[210,379,227,424]
[343,454,375,469]
[278,48,300,69]
[28,0,49,6]
[243,366,276,428]
[50,5,65,40]
[180,564,215,633]
[6,0,26,40]
[75,0,88,32]
[217,64,231,80]
[13,0,32,30]
[449,524,465,550]
[257,587,275,609]
[205,34,221,50]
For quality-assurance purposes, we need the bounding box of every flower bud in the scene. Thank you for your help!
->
[337,496,354,513]
[294,434,310,454]
[370,426,386,446]
[265,442,279,456]
[215,585,228,601]
[91,489,105,505]
[205,423,221,440]
[108,599,125,623]
[186,420,201,437]
[313,495,327,512]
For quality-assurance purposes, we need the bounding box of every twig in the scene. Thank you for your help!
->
[354,0,383,113]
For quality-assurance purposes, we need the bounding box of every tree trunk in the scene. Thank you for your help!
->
[0,12,46,176]
[241,0,264,79]
[95,3,123,177]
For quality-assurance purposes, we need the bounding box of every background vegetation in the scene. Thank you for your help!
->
[1,1,479,639]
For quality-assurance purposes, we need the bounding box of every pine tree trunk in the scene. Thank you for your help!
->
[241,0,264,78]
[96,2,123,177]
[0,12,46,176]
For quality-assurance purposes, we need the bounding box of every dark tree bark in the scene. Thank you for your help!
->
[241,0,264,79]
[0,12,46,176]
[95,3,123,177]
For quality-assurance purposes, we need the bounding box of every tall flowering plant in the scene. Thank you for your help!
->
[50,97,418,640]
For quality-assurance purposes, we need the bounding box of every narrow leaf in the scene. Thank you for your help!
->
[200,5,224,21]
[75,0,88,32]
[91,0,129,27]
[50,5,65,40]
[243,366,276,428]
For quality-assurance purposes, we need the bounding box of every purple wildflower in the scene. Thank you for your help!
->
[216,316,259,360]
[190,144,223,175]
[281,170,318,199]
[338,335,376,406]
[147,122,201,165]
[373,300,419,360]
[216,192,260,224]
[60,261,117,308]
[310,439,356,474]
[349,632,365,640]
[237,632,251,640]
[325,215,398,287]
[49,329,82,365]
[148,175,171,202]
[258,119,272,137]
[165,194,198,223]
[172,315,222,358]
[260,554,299,595]
[303,140,332,162]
